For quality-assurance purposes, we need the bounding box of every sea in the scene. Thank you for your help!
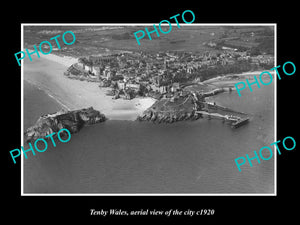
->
[23,80,275,194]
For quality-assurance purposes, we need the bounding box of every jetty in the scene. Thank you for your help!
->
[195,110,249,128]
[231,117,249,128]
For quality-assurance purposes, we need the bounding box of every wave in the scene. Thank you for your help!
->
[46,92,71,111]
[24,79,71,111]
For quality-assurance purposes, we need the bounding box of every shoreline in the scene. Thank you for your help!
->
[26,49,79,67]
[24,79,71,111]
[202,70,275,88]
[44,53,78,67]
[202,70,264,84]
[23,53,156,121]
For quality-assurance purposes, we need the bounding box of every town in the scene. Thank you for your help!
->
[64,49,274,101]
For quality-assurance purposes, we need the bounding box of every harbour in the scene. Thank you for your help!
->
[22,25,275,194]
[23,80,274,193]
[195,100,250,128]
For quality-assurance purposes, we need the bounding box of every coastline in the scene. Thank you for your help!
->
[26,49,79,68]
[23,53,156,121]
[202,70,275,88]
[43,53,78,67]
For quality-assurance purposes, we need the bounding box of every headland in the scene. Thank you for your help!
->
[137,85,249,127]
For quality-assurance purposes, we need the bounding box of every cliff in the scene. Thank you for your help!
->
[137,110,201,123]
[25,107,106,143]
[137,92,202,123]
[137,90,249,127]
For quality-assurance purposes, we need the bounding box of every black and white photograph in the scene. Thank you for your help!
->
[4,5,298,223]
[21,24,275,194]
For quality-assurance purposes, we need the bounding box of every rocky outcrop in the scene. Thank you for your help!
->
[137,92,203,123]
[137,110,202,123]
[25,107,106,143]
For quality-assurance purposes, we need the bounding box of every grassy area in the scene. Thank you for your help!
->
[24,25,274,56]
[23,26,226,54]
[183,83,215,93]
[150,95,194,113]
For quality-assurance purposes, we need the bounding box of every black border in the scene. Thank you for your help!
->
[4,4,298,223]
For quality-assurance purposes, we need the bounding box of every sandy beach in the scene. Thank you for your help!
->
[202,70,275,107]
[23,54,156,120]
[202,70,275,88]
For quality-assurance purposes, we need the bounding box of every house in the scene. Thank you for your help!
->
[85,65,93,72]
[117,81,126,90]
[92,66,101,76]
[76,62,85,70]
[102,66,114,79]
[126,83,140,91]
[78,57,93,72]
[150,84,168,94]
[207,41,216,47]
[171,82,180,92]
[150,75,161,87]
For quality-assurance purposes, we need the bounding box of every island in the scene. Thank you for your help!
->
[25,107,106,143]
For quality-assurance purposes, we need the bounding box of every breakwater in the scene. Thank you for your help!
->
[136,90,249,128]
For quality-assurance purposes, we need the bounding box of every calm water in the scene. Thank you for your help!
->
[23,81,274,194]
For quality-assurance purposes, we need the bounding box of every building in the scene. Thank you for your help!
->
[117,81,126,90]
[126,83,140,91]
[76,62,85,70]
[187,65,193,74]
[92,66,101,76]
[150,84,167,94]
[151,75,162,87]
[171,82,180,92]
[78,57,93,72]
[102,66,113,79]
[89,55,115,65]
[86,65,93,72]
